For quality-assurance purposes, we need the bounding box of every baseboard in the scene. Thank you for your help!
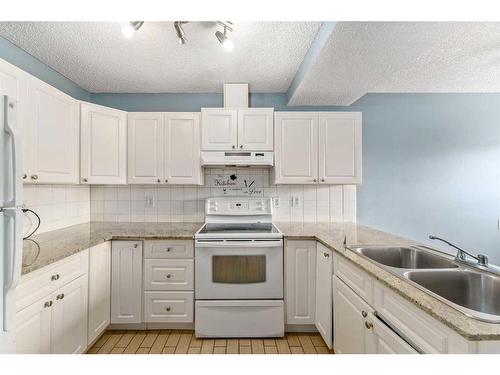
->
[285,324,318,333]
[109,322,195,330]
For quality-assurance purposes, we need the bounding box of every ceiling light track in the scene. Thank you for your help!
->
[121,21,234,51]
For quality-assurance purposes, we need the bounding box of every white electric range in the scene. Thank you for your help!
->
[194,197,284,338]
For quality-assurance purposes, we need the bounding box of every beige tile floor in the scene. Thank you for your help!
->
[86,330,333,354]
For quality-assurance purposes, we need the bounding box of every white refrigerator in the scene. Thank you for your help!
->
[0,95,23,353]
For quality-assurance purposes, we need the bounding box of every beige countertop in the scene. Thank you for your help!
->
[22,220,500,341]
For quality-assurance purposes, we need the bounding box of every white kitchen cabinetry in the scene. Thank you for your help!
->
[285,240,316,325]
[87,242,111,344]
[111,241,143,324]
[128,112,203,185]
[274,112,318,184]
[315,243,333,349]
[274,111,362,185]
[24,76,79,184]
[80,102,127,184]
[163,112,202,184]
[15,296,52,354]
[201,108,273,151]
[319,112,362,184]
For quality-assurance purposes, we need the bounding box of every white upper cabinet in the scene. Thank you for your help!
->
[128,112,164,184]
[237,108,274,150]
[319,112,362,184]
[201,108,273,151]
[274,112,318,184]
[274,111,362,185]
[80,103,127,185]
[201,108,238,150]
[25,77,80,184]
[163,112,203,185]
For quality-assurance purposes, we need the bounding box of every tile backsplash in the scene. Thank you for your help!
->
[22,184,91,235]
[90,168,356,223]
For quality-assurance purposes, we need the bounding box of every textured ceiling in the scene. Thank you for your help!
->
[290,22,500,106]
[0,21,321,93]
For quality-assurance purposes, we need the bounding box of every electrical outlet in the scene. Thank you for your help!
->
[293,196,300,207]
[145,195,155,208]
[272,197,280,208]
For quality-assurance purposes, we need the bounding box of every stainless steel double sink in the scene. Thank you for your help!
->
[350,245,500,323]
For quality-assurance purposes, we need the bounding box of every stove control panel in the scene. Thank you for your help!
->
[205,197,272,216]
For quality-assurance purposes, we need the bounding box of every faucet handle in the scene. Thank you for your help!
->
[478,254,489,266]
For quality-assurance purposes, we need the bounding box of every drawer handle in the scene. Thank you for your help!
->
[361,310,367,318]
[323,252,330,258]
[134,244,138,248]
[166,248,172,252]
[365,321,373,329]
[165,307,171,312]
[166,274,172,279]
[56,293,65,300]
[44,301,53,308]
[51,274,60,281]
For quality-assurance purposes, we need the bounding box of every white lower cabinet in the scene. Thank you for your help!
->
[15,296,52,354]
[87,242,111,344]
[315,243,333,349]
[111,241,143,324]
[144,291,194,323]
[285,240,317,325]
[368,315,418,354]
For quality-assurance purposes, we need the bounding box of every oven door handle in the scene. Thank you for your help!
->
[195,240,283,248]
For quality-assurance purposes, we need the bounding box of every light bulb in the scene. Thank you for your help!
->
[121,23,135,38]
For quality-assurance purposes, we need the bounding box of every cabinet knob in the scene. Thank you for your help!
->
[321,178,325,182]
[157,179,161,183]
[165,307,171,312]
[232,145,235,149]
[56,293,65,300]
[361,310,367,318]
[134,244,138,248]
[323,252,330,258]
[22,173,27,180]
[51,274,60,281]
[82,178,88,183]
[165,179,169,183]
[313,179,317,183]
[166,274,172,279]
[166,248,172,252]
[365,321,373,329]
[31,174,38,180]
[240,145,243,149]
[44,301,53,308]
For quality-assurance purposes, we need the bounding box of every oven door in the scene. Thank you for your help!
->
[195,239,283,300]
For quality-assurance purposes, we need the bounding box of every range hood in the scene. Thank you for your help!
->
[201,151,274,167]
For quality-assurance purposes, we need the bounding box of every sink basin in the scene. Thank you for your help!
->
[406,270,500,319]
[355,246,458,269]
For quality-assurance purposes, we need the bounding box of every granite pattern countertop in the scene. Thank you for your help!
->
[22,220,500,341]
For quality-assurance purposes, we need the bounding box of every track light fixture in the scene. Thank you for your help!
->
[121,21,144,38]
[121,21,234,50]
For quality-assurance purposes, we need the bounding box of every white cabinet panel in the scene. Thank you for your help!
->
[144,291,194,323]
[285,240,316,324]
[88,242,111,344]
[367,314,418,354]
[50,275,88,354]
[26,77,79,184]
[143,240,194,259]
[128,113,163,184]
[201,108,238,151]
[111,241,143,324]
[274,112,318,184]
[319,112,362,184]
[15,297,52,354]
[315,243,333,349]
[80,103,127,184]
[335,254,374,305]
[144,259,194,291]
[333,276,373,354]
[163,112,203,185]
[237,108,274,151]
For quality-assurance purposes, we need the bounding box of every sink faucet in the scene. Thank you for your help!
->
[428,235,488,266]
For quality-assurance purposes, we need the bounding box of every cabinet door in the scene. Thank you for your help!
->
[318,112,362,184]
[50,275,88,354]
[237,108,274,151]
[333,276,373,354]
[315,243,333,349]
[88,242,111,344]
[164,112,203,185]
[27,77,79,184]
[285,240,316,324]
[15,297,52,354]
[0,58,31,181]
[128,113,163,184]
[201,108,237,151]
[111,241,143,324]
[80,103,127,184]
[366,314,418,354]
[274,112,318,184]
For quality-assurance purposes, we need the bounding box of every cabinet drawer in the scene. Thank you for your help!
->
[144,259,194,291]
[334,255,374,305]
[16,250,89,312]
[144,291,194,323]
[373,282,468,353]
[144,240,194,259]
